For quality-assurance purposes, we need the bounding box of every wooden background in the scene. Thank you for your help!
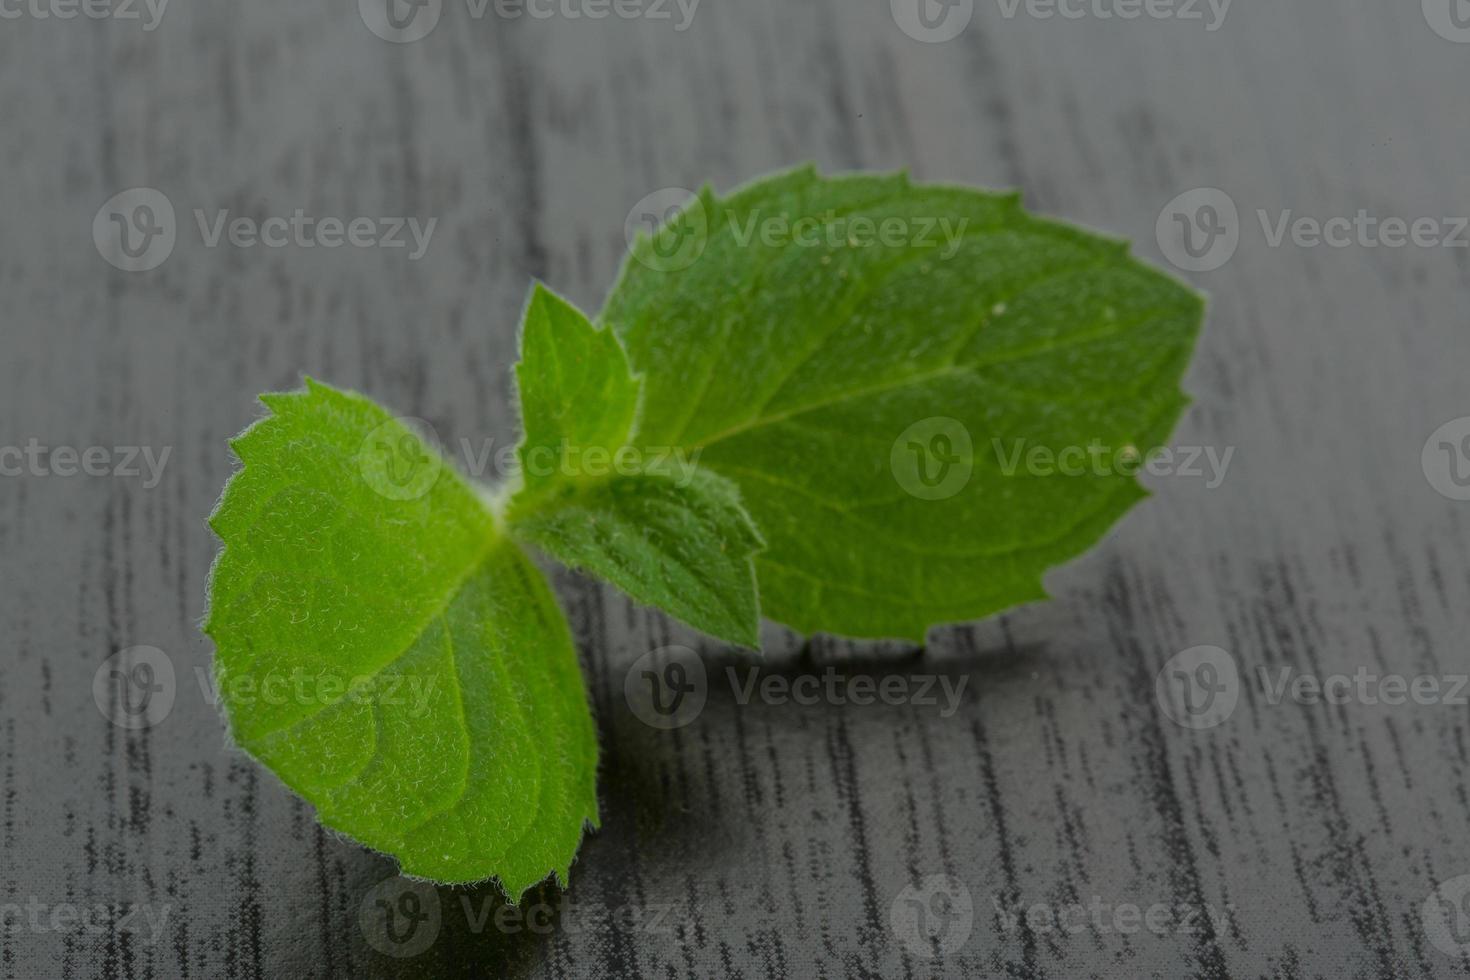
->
[3,1,1469,976]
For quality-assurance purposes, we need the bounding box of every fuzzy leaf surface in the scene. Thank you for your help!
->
[205,379,598,897]
[603,166,1204,640]
[508,285,763,645]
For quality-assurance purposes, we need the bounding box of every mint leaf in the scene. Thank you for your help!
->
[506,285,764,646]
[602,166,1203,640]
[203,379,598,898]
[509,465,765,647]
[511,284,641,502]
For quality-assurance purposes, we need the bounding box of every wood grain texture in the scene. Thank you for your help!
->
[2,1,1469,977]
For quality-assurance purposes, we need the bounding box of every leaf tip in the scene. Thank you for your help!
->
[304,376,351,399]
[256,391,297,414]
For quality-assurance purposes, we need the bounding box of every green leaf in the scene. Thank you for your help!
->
[511,284,642,502]
[506,285,765,646]
[602,165,1204,640]
[203,379,598,898]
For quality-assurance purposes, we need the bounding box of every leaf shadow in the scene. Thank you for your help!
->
[337,627,1051,978]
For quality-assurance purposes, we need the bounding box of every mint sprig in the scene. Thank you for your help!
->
[203,166,1203,898]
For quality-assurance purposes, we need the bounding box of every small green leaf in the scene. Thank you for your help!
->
[509,464,764,647]
[507,285,765,646]
[602,166,1204,640]
[512,284,641,502]
[204,379,598,898]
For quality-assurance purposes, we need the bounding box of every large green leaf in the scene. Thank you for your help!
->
[602,166,1203,640]
[204,379,598,898]
[506,285,764,646]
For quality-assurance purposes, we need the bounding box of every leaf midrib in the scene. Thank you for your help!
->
[244,507,504,743]
[682,291,1144,454]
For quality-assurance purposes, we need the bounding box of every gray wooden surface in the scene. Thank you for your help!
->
[3,1,1470,977]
